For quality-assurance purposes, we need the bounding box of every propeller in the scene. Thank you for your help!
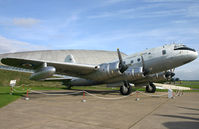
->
[117,48,128,73]
[165,69,175,80]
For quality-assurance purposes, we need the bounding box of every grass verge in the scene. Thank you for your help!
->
[0,86,65,108]
[0,87,23,108]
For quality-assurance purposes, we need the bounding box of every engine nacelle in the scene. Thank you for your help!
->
[30,66,56,80]
[150,72,167,82]
[124,67,145,80]
[95,62,122,80]
[134,72,171,85]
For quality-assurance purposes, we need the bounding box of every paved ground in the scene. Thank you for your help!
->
[0,90,198,129]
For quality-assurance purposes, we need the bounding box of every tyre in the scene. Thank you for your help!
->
[146,83,156,93]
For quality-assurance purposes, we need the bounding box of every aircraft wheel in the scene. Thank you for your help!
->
[67,86,72,90]
[146,83,156,93]
[120,85,132,95]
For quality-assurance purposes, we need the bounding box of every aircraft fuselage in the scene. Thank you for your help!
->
[69,44,198,86]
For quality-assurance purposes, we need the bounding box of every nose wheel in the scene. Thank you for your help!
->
[146,82,156,93]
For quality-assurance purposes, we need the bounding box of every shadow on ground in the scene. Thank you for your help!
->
[163,121,199,129]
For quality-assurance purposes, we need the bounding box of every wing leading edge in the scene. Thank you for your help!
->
[1,57,97,77]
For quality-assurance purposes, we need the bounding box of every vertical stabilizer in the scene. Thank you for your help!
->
[64,54,76,63]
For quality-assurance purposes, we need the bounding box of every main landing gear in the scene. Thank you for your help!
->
[145,82,156,93]
[120,82,132,95]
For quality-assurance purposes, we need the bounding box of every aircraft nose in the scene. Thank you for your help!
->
[190,51,198,61]
[195,51,198,58]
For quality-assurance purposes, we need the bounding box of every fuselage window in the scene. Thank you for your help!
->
[137,58,141,62]
[162,50,166,55]
[131,60,134,64]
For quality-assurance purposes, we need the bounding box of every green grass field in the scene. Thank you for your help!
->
[0,69,62,87]
[0,87,22,108]
[175,81,199,89]
[0,69,198,108]
[0,85,170,108]
[0,69,64,108]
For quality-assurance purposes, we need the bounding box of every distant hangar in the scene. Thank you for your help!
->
[0,50,127,66]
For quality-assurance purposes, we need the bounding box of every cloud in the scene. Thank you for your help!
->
[0,35,47,54]
[13,18,40,27]
[88,1,199,20]
[175,59,199,80]
[88,4,186,19]
[103,0,128,4]
[186,5,199,17]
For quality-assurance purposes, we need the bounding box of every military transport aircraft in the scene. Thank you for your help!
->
[0,44,198,95]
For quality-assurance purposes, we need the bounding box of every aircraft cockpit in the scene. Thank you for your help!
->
[174,44,196,52]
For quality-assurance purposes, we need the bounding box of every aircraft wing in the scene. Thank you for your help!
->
[1,57,97,77]
[0,65,33,73]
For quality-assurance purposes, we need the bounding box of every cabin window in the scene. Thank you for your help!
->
[137,58,141,62]
[162,50,166,55]
[131,60,134,64]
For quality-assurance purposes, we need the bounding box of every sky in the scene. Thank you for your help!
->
[0,0,198,80]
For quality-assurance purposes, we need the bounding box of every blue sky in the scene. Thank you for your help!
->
[0,0,198,80]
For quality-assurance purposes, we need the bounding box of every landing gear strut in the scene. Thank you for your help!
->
[120,82,132,95]
[146,82,156,93]
[67,86,72,90]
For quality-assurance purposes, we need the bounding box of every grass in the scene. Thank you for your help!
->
[0,69,198,108]
[0,83,198,108]
[175,81,199,89]
[0,87,23,108]
[0,85,142,108]
[0,69,65,108]
[0,86,67,108]
[0,69,62,87]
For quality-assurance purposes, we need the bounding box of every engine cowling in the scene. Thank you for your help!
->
[95,62,122,80]
[124,67,145,80]
[30,66,56,80]
[134,71,175,85]
[149,71,175,82]
[150,72,167,82]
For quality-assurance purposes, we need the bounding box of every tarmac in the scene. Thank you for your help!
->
[0,90,198,129]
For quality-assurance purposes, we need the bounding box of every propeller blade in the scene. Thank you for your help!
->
[165,70,175,80]
[117,48,123,63]
[117,48,128,73]
[171,72,175,78]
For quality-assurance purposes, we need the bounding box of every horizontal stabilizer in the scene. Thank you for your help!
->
[42,77,74,81]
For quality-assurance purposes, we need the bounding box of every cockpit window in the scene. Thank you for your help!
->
[174,45,196,52]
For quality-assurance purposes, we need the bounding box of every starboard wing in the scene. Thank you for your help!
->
[1,57,97,77]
